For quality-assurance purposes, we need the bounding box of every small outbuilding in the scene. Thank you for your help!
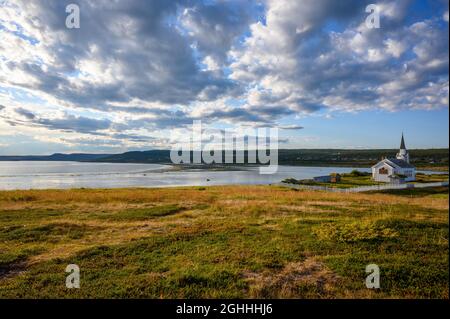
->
[313,175,331,183]
[313,173,341,183]
[330,173,341,183]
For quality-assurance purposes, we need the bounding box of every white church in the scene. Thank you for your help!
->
[372,134,416,183]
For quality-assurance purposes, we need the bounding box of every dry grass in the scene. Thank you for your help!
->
[244,257,342,298]
[0,185,448,298]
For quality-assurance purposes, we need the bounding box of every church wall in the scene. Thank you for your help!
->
[372,163,393,182]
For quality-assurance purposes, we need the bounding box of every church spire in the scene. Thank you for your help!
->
[400,133,406,150]
[396,133,409,163]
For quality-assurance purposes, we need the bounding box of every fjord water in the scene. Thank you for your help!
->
[0,161,375,190]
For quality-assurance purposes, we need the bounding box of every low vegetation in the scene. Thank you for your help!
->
[283,171,449,189]
[283,170,380,188]
[414,172,450,183]
[0,185,448,298]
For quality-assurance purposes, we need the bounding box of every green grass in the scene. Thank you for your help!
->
[0,186,447,298]
[414,173,449,183]
[95,204,185,221]
[283,172,382,188]
[373,186,449,197]
[283,172,449,189]
[0,223,97,242]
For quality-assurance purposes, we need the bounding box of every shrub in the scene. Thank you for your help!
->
[313,221,398,243]
[348,170,367,177]
[282,178,300,184]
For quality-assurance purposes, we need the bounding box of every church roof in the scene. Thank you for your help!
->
[400,133,406,150]
[387,158,415,169]
[371,158,415,169]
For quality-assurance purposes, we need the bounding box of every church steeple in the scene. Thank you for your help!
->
[400,133,406,150]
[396,133,409,163]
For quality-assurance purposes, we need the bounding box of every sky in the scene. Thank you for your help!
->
[0,0,448,155]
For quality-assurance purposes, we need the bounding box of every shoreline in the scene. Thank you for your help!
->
[0,162,447,191]
[1,159,447,172]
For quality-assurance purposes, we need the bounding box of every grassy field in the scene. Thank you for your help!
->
[0,185,448,298]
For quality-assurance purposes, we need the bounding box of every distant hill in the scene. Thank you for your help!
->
[0,153,111,162]
[1,149,448,168]
[95,148,449,168]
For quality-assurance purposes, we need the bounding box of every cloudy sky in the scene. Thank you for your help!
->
[0,0,448,155]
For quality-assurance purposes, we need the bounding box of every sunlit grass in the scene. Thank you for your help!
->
[0,185,448,298]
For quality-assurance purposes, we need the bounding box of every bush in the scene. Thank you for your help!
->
[348,170,368,177]
[282,178,300,184]
[313,221,398,243]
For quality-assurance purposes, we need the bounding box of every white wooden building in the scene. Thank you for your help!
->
[372,134,416,183]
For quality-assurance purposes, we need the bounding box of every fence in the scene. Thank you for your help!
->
[278,181,449,193]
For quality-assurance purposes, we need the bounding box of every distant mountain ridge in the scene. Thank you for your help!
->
[0,149,448,168]
[0,153,112,162]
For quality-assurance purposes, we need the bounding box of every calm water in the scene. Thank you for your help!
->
[0,161,435,190]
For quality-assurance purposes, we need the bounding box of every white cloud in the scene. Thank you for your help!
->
[0,0,448,151]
